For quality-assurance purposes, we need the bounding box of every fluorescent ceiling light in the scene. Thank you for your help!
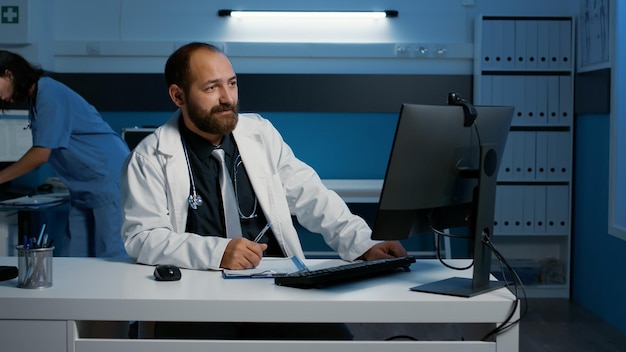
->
[218,10,398,19]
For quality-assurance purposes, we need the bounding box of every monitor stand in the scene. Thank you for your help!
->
[410,277,506,298]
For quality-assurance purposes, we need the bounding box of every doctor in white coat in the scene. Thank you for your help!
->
[120,42,406,271]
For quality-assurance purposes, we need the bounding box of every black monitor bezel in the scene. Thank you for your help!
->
[371,103,514,297]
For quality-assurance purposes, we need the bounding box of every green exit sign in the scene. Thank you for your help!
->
[1,6,19,24]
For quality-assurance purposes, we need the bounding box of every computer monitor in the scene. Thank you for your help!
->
[121,127,156,150]
[371,102,514,297]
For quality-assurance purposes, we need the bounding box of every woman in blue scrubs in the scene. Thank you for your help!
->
[0,50,129,257]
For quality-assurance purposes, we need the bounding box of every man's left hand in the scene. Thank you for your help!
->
[360,241,407,261]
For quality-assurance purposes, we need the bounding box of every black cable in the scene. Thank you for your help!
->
[432,225,528,341]
[432,226,473,271]
[480,238,528,341]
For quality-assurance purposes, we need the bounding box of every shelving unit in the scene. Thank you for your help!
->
[474,16,574,298]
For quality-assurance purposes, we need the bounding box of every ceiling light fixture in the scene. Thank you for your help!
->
[217,9,398,19]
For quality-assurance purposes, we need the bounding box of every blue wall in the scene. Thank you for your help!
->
[103,111,399,179]
[572,113,626,335]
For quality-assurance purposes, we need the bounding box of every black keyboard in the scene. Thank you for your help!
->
[274,256,416,289]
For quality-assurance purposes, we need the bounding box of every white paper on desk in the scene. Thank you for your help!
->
[0,195,64,206]
[39,192,70,199]
[222,256,308,278]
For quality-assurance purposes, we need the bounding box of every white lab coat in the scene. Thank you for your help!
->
[121,111,380,270]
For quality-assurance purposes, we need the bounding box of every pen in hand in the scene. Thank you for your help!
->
[253,223,272,243]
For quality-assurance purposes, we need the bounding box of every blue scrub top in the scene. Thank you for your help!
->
[29,77,130,208]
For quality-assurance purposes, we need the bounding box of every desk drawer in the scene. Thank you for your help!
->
[0,320,67,352]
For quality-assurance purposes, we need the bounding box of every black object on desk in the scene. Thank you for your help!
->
[0,266,18,282]
[274,256,416,289]
[154,265,182,281]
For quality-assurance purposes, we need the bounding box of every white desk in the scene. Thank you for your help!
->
[322,179,383,203]
[0,257,519,352]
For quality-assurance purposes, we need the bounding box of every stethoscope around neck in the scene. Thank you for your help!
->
[24,102,36,130]
[181,138,258,218]
[181,138,203,209]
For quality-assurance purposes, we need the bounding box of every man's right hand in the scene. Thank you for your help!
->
[219,238,268,270]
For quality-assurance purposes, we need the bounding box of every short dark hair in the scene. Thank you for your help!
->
[164,42,223,92]
[0,50,44,110]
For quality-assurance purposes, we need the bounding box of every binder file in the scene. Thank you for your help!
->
[511,75,526,125]
[535,131,549,181]
[534,186,547,234]
[546,131,571,182]
[491,75,505,108]
[547,76,560,125]
[514,20,528,70]
[546,131,560,181]
[524,76,538,126]
[534,76,548,126]
[523,131,537,181]
[485,75,518,125]
[499,132,515,181]
[559,20,572,70]
[511,132,525,181]
[501,20,516,69]
[494,186,503,234]
[510,186,524,234]
[522,185,535,234]
[496,185,515,234]
[536,20,551,70]
[525,20,539,70]
[482,20,496,70]
[546,186,569,235]
[548,20,561,70]
[501,76,517,120]
[557,132,572,179]
[559,75,573,126]
[480,75,493,105]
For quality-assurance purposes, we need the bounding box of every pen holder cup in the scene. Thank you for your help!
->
[16,245,54,289]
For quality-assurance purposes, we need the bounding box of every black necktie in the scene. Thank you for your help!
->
[211,148,242,238]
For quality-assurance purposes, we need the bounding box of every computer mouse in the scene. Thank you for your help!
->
[154,264,182,281]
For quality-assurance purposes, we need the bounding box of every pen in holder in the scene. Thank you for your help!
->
[16,245,54,289]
